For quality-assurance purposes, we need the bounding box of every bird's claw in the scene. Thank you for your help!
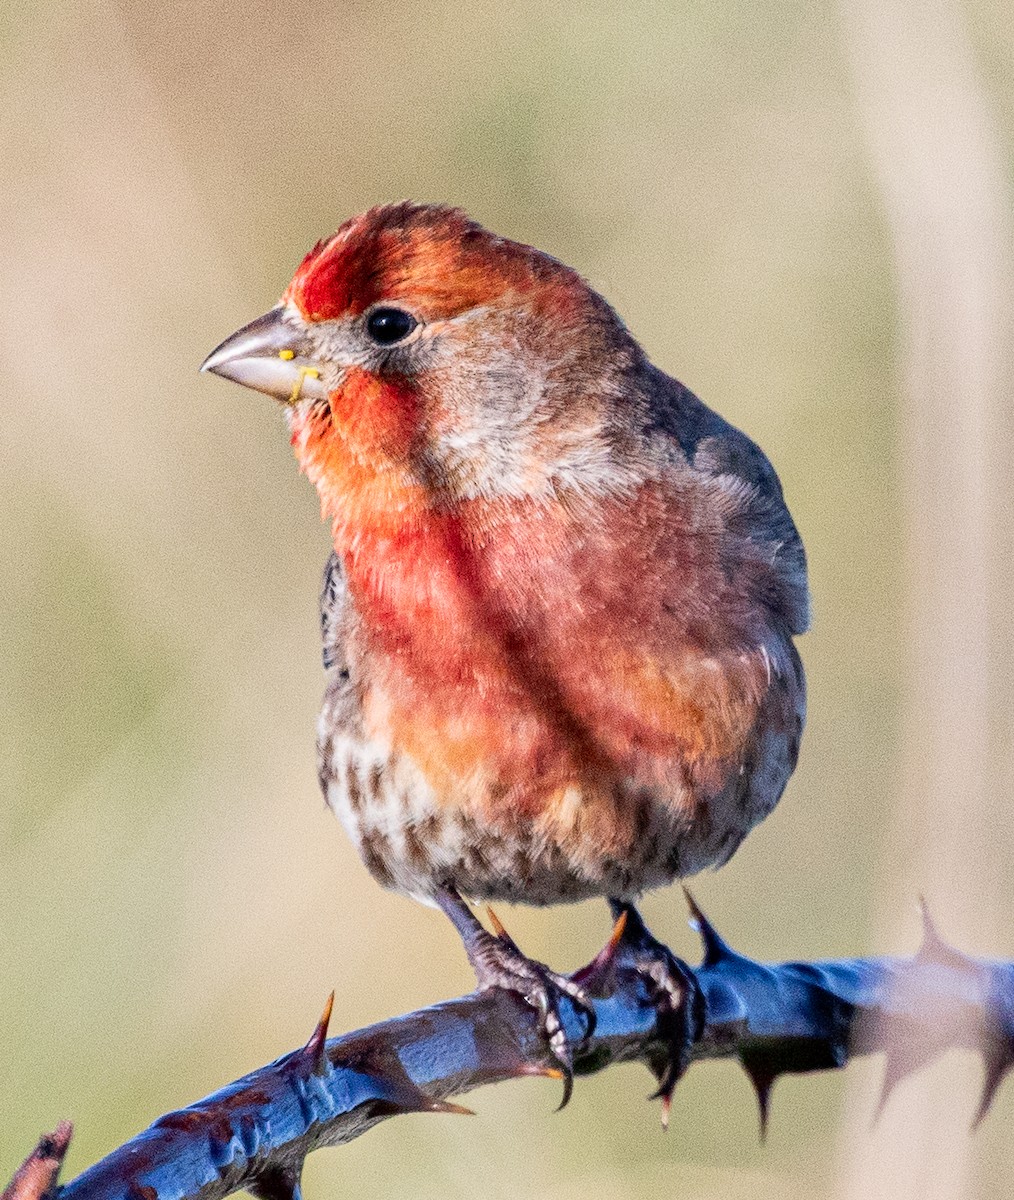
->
[483,905,597,1106]
[606,899,700,1126]
[437,888,595,1106]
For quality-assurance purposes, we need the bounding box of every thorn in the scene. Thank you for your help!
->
[915,898,969,970]
[303,991,334,1076]
[972,1051,1012,1130]
[40,1121,73,1160]
[682,888,735,966]
[484,905,521,953]
[382,1082,475,1120]
[249,1164,303,1200]
[373,1071,479,1121]
[609,897,653,947]
[318,989,335,1031]
[873,1044,933,1125]
[485,905,508,938]
[4,1120,74,1200]
[741,1059,776,1141]
[572,910,628,992]
[872,1065,900,1125]
[917,896,947,956]
[426,1098,476,1117]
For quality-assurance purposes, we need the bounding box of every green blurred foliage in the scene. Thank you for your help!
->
[1,0,1012,1196]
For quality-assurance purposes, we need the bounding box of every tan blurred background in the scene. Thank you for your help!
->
[2,0,1013,1196]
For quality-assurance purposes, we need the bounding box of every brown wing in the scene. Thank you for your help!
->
[319,551,351,674]
[645,365,810,637]
[316,551,366,800]
[641,367,809,867]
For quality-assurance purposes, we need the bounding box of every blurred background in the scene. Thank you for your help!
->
[2,0,1013,1196]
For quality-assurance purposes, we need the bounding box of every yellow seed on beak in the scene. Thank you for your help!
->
[288,365,321,404]
[278,349,295,361]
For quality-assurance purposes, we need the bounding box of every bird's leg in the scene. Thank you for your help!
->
[606,897,700,1126]
[435,885,595,1105]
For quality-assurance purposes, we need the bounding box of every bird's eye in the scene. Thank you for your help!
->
[365,307,417,346]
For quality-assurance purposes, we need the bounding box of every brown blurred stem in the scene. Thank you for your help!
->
[14,898,1014,1200]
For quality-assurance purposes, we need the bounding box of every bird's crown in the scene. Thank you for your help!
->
[285,201,604,326]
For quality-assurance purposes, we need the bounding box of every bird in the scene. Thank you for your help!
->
[202,201,809,1095]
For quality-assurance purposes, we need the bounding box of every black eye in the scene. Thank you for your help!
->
[365,307,417,345]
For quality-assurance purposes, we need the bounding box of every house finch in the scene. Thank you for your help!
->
[202,202,808,1090]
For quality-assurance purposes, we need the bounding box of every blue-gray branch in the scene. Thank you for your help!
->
[45,900,1014,1200]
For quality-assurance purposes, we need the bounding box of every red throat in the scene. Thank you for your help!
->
[289,368,433,543]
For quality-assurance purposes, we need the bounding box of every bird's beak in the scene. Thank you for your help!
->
[200,306,328,404]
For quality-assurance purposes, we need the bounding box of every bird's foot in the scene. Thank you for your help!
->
[435,886,595,1107]
[602,898,701,1128]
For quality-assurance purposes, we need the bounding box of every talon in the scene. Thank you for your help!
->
[555,1065,575,1111]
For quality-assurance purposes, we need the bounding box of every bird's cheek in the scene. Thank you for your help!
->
[328,367,426,462]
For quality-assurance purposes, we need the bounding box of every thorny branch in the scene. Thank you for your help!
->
[2,1123,72,1200]
[12,896,1014,1200]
